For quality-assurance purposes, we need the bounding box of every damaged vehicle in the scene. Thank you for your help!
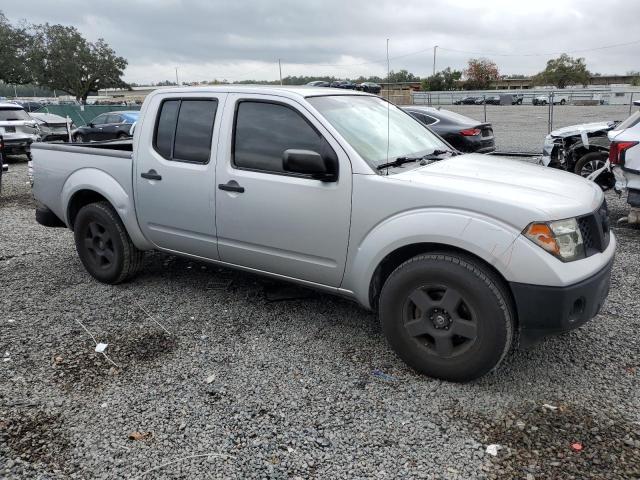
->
[30,112,72,143]
[541,121,617,189]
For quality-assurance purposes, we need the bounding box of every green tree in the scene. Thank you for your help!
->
[531,54,590,89]
[31,24,128,103]
[463,58,499,90]
[0,12,33,85]
[386,69,420,83]
[422,67,462,91]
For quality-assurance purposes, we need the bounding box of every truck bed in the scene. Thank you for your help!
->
[31,140,135,228]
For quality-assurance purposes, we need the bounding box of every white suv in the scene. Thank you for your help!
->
[609,101,640,221]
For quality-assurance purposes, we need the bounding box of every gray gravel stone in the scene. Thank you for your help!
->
[0,155,638,479]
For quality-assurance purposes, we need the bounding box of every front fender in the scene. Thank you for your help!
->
[62,168,153,250]
[342,209,522,308]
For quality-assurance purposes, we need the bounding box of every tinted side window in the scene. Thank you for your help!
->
[154,100,180,160]
[92,114,107,125]
[173,100,218,163]
[106,114,121,124]
[153,99,217,163]
[422,115,438,125]
[234,101,333,174]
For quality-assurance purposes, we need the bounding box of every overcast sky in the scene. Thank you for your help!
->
[3,0,639,84]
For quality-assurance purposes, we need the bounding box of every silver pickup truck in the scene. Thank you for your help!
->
[32,86,615,382]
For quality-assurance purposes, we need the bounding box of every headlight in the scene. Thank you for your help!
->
[523,218,585,262]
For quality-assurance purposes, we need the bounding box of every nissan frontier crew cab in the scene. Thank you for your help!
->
[31,86,615,382]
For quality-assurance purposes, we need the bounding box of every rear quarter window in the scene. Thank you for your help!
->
[153,98,218,163]
[0,108,30,121]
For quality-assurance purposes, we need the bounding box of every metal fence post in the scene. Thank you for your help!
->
[630,92,635,116]
[483,95,487,122]
[548,92,554,133]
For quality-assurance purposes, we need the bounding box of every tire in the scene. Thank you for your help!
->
[73,201,144,284]
[379,252,514,382]
[74,133,85,143]
[117,133,128,139]
[574,151,613,190]
[560,99,566,105]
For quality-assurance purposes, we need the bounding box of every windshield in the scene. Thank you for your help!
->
[0,108,30,121]
[307,95,448,168]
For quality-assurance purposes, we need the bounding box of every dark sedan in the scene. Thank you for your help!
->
[330,81,357,89]
[72,111,139,142]
[306,81,330,87]
[402,106,496,154]
[454,96,480,105]
[357,82,382,94]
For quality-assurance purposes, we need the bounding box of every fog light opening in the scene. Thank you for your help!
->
[569,297,586,323]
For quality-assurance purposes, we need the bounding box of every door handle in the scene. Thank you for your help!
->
[141,169,162,181]
[218,180,245,193]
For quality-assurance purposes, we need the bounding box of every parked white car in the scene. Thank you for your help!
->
[609,101,640,222]
[0,102,39,158]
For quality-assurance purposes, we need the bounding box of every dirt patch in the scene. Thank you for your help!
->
[461,402,640,479]
[51,327,178,390]
[0,408,70,472]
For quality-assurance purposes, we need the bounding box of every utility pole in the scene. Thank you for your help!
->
[278,59,283,85]
[175,67,179,86]
[433,45,438,76]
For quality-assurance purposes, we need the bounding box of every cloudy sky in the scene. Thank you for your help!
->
[3,0,639,84]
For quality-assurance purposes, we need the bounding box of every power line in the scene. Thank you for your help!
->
[438,39,640,57]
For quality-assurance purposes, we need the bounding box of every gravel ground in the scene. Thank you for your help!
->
[431,104,634,153]
[1,159,639,479]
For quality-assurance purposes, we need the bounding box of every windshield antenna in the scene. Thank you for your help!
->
[386,38,390,176]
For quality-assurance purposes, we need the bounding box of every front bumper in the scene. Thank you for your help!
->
[510,258,613,346]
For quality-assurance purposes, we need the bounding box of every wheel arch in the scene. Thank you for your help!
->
[62,169,152,250]
[367,242,517,322]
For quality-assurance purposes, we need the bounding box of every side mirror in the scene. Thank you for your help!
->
[283,149,337,182]
[88,122,94,128]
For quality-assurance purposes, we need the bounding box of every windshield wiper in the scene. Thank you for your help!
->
[376,149,456,170]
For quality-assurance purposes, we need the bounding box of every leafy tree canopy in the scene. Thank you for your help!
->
[531,54,590,89]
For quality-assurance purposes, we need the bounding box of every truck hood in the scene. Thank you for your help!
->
[391,153,603,228]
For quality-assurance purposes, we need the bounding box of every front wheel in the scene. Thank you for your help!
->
[575,152,613,190]
[74,201,144,284]
[379,252,514,382]
[74,133,85,143]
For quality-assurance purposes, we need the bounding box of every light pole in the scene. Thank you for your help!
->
[432,45,438,76]
[175,67,179,86]
[278,59,283,85]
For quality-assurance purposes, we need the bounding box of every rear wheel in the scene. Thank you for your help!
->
[74,133,85,143]
[74,201,144,284]
[560,99,566,105]
[379,252,514,382]
[117,133,128,139]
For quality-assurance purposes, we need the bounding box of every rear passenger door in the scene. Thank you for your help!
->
[135,93,225,259]
[215,94,352,287]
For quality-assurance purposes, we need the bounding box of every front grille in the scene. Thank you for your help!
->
[578,200,610,257]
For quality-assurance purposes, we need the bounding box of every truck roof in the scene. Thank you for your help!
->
[147,85,373,100]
